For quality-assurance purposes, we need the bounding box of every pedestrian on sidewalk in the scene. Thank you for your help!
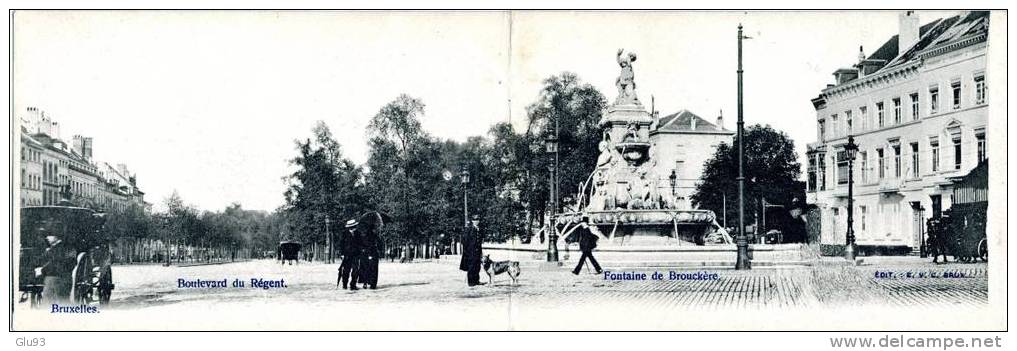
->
[357,211,385,290]
[460,214,484,286]
[572,219,603,275]
[338,219,362,290]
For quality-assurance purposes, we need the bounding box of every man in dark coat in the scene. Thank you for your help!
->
[36,233,76,304]
[459,215,484,286]
[338,219,362,290]
[357,212,383,290]
[572,220,603,275]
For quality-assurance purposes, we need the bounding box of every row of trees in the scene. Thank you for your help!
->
[280,72,608,259]
[95,71,806,264]
[103,193,285,264]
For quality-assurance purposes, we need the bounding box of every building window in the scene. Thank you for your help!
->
[929,86,939,114]
[910,93,920,121]
[836,150,850,185]
[818,153,826,191]
[859,151,868,183]
[893,144,902,178]
[953,135,962,170]
[876,102,885,128]
[976,131,986,162]
[931,137,940,172]
[975,75,986,104]
[952,80,962,109]
[892,98,902,124]
[830,114,838,138]
[860,206,867,231]
[910,142,919,178]
[877,148,885,179]
[807,155,817,192]
[859,106,868,131]
[818,120,826,142]
[845,110,853,134]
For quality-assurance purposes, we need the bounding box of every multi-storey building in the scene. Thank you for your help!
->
[19,133,44,206]
[651,109,734,208]
[17,106,147,212]
[806,11,990,254]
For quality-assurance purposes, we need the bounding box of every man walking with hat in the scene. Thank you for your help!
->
[572,218,603,275]
[459,214,484,286]
[338,219,362,290]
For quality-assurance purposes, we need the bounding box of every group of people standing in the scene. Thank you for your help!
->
[335,211,604,290]
[337,213,384,291]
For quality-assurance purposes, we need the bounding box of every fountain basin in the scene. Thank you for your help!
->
[557,209,717,245]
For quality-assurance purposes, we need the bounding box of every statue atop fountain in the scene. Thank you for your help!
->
[615,49,640,105]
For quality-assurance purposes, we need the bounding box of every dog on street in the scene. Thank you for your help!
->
[481,255,521,286]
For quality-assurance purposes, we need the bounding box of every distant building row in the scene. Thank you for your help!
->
[18,106,146,212]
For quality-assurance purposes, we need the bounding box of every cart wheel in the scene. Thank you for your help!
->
[977,239,988,262]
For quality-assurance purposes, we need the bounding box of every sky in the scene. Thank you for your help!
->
[13,10,964,212]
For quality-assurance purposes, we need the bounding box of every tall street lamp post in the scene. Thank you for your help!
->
[546,135,559,262]
[735,24,752,270]
[844,135,859,261]
[460,168,470,228]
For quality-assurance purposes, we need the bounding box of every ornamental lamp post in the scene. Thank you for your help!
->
[844,135,859,261]
[545,135,559,262]
[460,168,470,228]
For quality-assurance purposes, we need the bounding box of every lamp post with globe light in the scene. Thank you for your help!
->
[545,135,559,262]
[844,135,859,261]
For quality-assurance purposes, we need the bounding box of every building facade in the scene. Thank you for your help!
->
[650,109,734,209]
[806,11,989,253]
[17,106,147,212]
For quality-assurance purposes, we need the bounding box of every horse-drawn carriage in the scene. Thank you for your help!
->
[19,204,114,306]
[277,241,302,264]
[926,160,988,262]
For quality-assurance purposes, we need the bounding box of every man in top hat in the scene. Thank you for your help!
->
[338,219,362,290]
[459,214,484,286]
[572,217,603,275]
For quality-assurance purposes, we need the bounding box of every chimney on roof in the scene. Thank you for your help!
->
[899,11,920,56]
[716,109,724,130]
[72,135,93,160]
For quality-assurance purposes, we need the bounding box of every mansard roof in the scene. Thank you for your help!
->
[878,11,988,72]
[655,109,732,134]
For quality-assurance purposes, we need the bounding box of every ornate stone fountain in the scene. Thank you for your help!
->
[556,49,722,246]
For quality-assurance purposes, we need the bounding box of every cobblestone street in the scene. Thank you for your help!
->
[15,257,992,330]
[93,258,987,309]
